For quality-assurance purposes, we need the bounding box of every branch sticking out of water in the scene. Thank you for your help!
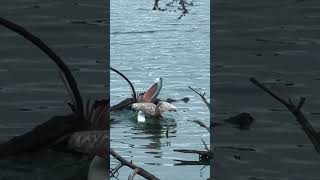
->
[188,86,210,110]
[0,17,84,120]
[189,119,210,133]
[250,77,320,154]
[110,148,160,180]
[110,67,137,101]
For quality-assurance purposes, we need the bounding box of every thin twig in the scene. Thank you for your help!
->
[189,119,210,133]
[188,86,210,110]
[201,139,209,152]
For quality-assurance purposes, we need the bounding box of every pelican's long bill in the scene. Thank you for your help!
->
[138,77,162,103]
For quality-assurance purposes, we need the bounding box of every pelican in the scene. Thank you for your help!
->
[67,130,108,180]
[137,77,163,103]
[0,17,109,180]
[131,77,177,122]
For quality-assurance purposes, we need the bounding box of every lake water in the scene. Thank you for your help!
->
[0,0,106,179]
[110,0,210,179]
[213,0,320,179]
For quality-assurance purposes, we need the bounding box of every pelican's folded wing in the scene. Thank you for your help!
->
[131,103,158,116]
[157,101,177,114]
[67,130,108,158]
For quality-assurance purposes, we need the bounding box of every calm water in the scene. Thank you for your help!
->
[213,0,320,179]
[110,0,210,179]
[0,0,106,179]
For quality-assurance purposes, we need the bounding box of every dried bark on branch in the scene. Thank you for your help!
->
[250,77,320,153]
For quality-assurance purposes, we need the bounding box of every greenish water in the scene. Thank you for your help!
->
[110,0,210,179]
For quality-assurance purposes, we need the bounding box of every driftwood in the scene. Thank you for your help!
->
[250,78,320,153]
[110,148,160,180]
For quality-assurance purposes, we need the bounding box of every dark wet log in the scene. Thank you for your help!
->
[154,97,190,104]
[173,149,209,156]
[0,114,87,157]
[110,148,160,180]
[250,78,320,153]
[174,160,209,166]
[110,98,135,111]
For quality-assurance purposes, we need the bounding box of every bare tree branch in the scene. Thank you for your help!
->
[250,77,320,154]
[111,67,137,101]
[110,148,160,180]
[188,86,210,110]
[0,17,84,120]
[189,119,210,132]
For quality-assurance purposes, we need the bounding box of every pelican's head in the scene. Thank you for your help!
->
[138,77,162,103]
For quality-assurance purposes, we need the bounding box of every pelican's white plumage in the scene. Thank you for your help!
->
[132,77,177,122]
[131,101,177,122]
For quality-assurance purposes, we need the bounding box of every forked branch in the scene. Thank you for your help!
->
[110,148,160,180]
[188,86,210,110]
[250,78,320,153]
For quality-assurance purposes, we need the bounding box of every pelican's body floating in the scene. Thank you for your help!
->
[131,78,177,122]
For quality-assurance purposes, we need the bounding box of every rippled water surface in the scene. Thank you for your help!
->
[110,0,210,179]
[0,0,106,179]
[213,0,320,179]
